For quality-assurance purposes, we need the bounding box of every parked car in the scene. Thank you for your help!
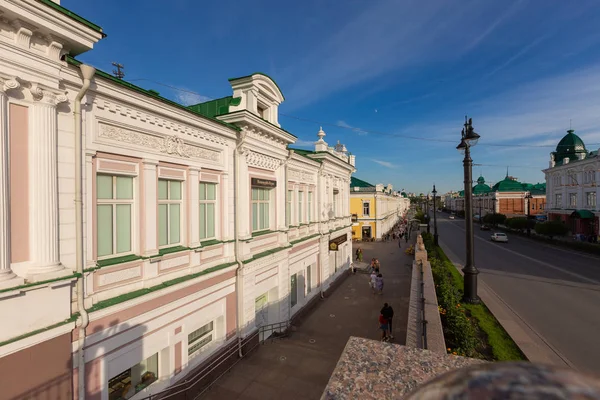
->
[480,224,491,231]
[449,215,455,220]
[491,232,508,242]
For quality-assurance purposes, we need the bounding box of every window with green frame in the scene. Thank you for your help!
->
[199,182,217,240]
[251,187,270,231]
[158,179,182,247]
[96,174,134,258]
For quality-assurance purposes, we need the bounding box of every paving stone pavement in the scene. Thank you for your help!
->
[200,239,414,400]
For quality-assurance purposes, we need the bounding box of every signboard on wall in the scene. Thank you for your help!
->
[329,234,348,251]
[251,178,277,188]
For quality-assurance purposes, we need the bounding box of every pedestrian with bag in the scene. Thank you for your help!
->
[381,303,394,339]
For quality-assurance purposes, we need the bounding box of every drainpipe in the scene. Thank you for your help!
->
[317,164,325,299]
[234,131,247,357]
[74,64,95,400]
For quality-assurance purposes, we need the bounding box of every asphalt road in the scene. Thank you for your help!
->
[435,213,600,374]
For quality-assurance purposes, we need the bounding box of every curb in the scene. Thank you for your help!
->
[439,242,575,369]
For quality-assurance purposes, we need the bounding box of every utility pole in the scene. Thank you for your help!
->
[112,62,125,79]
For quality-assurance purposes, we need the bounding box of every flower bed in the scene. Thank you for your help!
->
[422,233,526,361]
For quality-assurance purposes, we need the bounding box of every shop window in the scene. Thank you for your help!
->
[158,179,182,247]
[306,265,312,294]
[97,175,134,258]
[199,182,217,240]
[108,353,158,400]
[290,273,298,307]
[569,193,577,207]
[587,192,597,207]
[188,321,214,357]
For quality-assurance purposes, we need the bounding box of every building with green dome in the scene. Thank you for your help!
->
[544,129,599,238]
[446,174,546,219]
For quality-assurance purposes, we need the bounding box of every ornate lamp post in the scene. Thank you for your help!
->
[432,185,439,245]
[457,116,480,304]
[479,197,483,224]
[525,191,533,237]
[426,194,431,234]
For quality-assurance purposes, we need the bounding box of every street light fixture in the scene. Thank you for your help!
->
[457,116,480,304]
[525,191,533,237]
[432,185,439,245]
[426,193,431,234]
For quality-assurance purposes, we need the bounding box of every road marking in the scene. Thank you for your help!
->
[449,222,599,285]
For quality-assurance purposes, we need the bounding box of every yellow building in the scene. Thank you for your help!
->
[350,177,410,240]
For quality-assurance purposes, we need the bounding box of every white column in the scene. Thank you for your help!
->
[27,96,68,279]
[237,153,250,238]
[84,151,96,268]
[221,172,231,240]
[142,159,159,257]
[189,168,200,248]
[0,87,24,288]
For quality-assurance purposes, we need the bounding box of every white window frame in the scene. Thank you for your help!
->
[363,201,370,217]
[188,321,214,357]
[252,187,271,232]
[569,193,577,207]
[199,182,217,241]
[286,189,293,226]
[587,192,597,207]
[158,179,183,248]
[555,194,562,208]
[96,174,135,259]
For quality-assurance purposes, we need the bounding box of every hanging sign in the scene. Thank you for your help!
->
[329,234,348,251]
[251,178,277,188]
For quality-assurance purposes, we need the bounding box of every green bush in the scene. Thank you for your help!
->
[534,220,568,239]
[483,213,506,226]
[505,217,534,231]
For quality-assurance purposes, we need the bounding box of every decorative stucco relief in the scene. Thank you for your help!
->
[95,99,229,146]
[243,126,287,149]
[98,124,221,163]
[246,150,280,171]
[289,168,315,183]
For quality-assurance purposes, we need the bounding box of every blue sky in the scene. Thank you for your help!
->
[67,0,600,194]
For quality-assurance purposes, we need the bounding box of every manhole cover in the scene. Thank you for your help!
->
[280,356,287,361]
[330,314,336,318]
[309,339,316,344]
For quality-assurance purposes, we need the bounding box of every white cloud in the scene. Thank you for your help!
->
[371,159,397,168]
[337,120,368,136]
[174,90,211,106]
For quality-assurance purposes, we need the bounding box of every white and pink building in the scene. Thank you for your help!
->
[0,1,356,399]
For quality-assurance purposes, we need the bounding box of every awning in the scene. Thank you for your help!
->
[570,209,595,219]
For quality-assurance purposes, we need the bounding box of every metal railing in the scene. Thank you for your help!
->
[419,261,428,349]
[137,321,290,400]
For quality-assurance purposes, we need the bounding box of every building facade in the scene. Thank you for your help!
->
[543,130,599,236]
[446,175,546,219]
[0,1,355,399]
[349,177,410,240]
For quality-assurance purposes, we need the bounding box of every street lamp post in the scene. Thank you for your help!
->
[426,194,431,234]
[525,191,533,237]
[432,185,439,245]
[479,197,482,224]
[457,116,480,304]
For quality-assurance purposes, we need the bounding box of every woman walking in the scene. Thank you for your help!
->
[375,274,384,295]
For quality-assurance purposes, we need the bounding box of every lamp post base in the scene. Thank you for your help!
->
[462,269,480,304]
[433,233,439,246]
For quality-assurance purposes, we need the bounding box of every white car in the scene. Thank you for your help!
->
[449,215,455,219]
[491,232,508,243]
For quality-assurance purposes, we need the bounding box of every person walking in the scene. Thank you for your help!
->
[379,313,389,342]
[381,303,394,339]
[358,248,363,262]
[375,274,384,295]
[370,271,377,294]
[355,248,360,261]
[375,258,381,273]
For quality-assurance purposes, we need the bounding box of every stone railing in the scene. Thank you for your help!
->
[405,234,446,354]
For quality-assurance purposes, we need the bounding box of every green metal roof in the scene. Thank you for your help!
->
[64,56,239,131]
[401,192,408,198]
[491,175,524,192]
[187,96,241,118]
[351,177,375,188]
[37,0,105,36]
[288,147,321,163]
[228,73,285,100]
[473,175,492,195]
[552,129,588,166]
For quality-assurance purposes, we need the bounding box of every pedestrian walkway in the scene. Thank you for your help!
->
[200,240,414,400]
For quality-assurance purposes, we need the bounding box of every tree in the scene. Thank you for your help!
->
[483,213,506,226]
[505,217,533,232]
[534,221,569,239]
[415,211,427,223]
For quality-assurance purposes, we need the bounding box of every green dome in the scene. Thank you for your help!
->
[472,176,491,195]
[492,176,523,192]
[552,129,587,165]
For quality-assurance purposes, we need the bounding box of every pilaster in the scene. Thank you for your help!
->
[142,159,159,257]
[26,88,69,281]
[237,150,250,239]
[85,151,96,268]
[189,168,200,248]
[0,84,24,289]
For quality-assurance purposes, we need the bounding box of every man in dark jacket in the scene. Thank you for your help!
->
[381,303,394,339]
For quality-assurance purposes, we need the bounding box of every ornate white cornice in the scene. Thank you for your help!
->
[246,150,280,171]
[98,124,221,163]
[243,125,287,148]
[289,168,315,183]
